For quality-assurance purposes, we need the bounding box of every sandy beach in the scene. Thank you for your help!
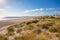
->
[0,17,34,28]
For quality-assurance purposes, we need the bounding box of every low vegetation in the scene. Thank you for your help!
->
[0,15,60,40]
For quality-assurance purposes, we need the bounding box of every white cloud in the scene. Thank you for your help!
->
[46,8,56,10]
[0,8,60,18]
[24,8,44,13]
[0,9,7,17]
[0,8,5,11]
[23,8,60,16]
[39,8,44,11]
[24,10,30,13]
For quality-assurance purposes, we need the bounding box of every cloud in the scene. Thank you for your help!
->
[0,8,60,18]
[0,8,7,18]
[24,8,44,13]
[24,8,57,13]
[46,8,56,10]
[39,8,44,11]
[24,10,30,13]
[0,8,5,11]
[23,8,60,16]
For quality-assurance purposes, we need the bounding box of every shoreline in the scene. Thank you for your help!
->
[0,18,34,28]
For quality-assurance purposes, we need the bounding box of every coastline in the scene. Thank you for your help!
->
[0,17,34,28]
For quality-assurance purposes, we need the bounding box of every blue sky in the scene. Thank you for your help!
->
[0,0,60,18]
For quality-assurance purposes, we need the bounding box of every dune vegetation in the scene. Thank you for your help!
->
[0,15,60,40]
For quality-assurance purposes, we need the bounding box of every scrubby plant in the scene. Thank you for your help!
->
[31,28,42,34]
[55,33,60,40]
[42,25,49,30]
[26,21,32,25]
[36,24,42,28]
[50,16,55,18]
[46,23,53,26]
[24,25,35,30]
[0,16,60,40]
[19,22,26,27]
[31,20,39,23]
[0,34,7,40]
[14,32,36,40]
[55,33,60,37]
[16,28,22,33]
[14,36,24,40]
[13,24,20,28]
[44,16,49,18]
[7,26,14,32]
[26,20,39,25]
[48,27,57,33]
[6,32,14,36]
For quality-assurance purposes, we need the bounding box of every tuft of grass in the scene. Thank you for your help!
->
[7,26,14,32]
[6,32,14,36]
[24,25,35,30]
[16,28,22,33]
[0,34,7,40]
[48,27,57,33]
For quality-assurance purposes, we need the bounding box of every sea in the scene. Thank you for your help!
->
[0,18,11,21]
[0,16,30,21]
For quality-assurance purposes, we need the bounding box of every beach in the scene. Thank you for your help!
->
[0,17,34,28]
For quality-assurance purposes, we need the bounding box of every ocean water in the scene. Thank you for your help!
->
[0,16,31,21]
[0,17,22,21]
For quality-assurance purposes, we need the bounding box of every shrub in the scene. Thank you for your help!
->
[31,29,42,34]
[7,26,14,32]
[42,25,49,30]
[14,33,36,40]
[44,16,49,18]
[36,24,42,28]
[6,32,14,36]
[0,34,7,40]
[55,26,60,33]
[31,20,39,23]
[50,16,55,18]
[55,33,60,40]
[26,21,32,25]
[24,25,35,30]
[48,27,57,33]
[14,36,24,40]
[46,23,53,26]
[26,20,39,25]
[13,25,20,28]
[16,29,22,33]
[55,33,60,37]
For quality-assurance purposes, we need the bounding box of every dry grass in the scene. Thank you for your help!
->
[0,16,60,40]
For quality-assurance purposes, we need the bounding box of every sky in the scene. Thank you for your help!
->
[0,0,60,18]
